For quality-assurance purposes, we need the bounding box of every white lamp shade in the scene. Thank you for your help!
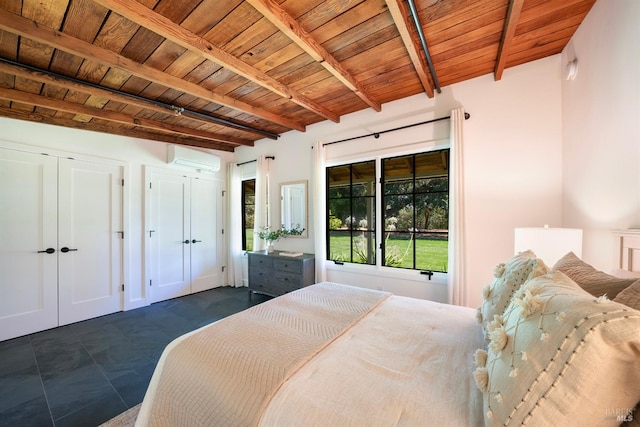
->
[514,227,583,266]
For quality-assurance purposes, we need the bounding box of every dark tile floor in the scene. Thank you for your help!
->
[0,286,269,427]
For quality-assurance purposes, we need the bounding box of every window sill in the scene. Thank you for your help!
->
[324,261,447,285]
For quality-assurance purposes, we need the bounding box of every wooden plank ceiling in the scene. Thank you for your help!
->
[0,0,596,152]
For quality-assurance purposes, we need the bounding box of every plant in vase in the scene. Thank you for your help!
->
[256,226,283,253]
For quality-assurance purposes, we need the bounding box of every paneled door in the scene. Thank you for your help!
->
[147,170,223,303]
[58,158,123,326]
[190,178,223,293]
[0,150,58,341]
[148,171,192,303]
[0,149,124,340]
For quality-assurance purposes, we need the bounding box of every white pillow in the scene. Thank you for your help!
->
[474,271,640,426]
[479,250,547,336]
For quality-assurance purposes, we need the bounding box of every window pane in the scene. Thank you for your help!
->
[415,193,448,231]
[415,232,448,272]
[383,155,413,194]
[415,151,448,177]
[352,197,375,230]
[328,198,350,230]
[352,161,375,197]
[383,231,414,268]
[327,165,351,198]
[329,230,351,262]
[352,232,375,265]
[384,194,413,231]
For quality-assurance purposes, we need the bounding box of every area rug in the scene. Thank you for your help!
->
[99,403,140,427]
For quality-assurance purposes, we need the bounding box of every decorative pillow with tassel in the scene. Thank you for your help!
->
[478,250,547,338]
[473,271,640,426]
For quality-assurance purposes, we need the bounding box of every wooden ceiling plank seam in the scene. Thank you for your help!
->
[510,18,584,55]
[385,0,434,98]
[245,0,381,112]
[424,1,506,38]
[0,86,252,146]
[494,0,525,81]
[0,8,305,131]
[92,0,340,122]
[516,2,594,36]
[519,0,595,27]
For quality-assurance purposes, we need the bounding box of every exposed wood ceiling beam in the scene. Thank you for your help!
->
[0,87,253,146]
[385,0,434,98]
[495,0,525,80]
[0,60,267,140]
[0,8,304,132]
[245,0,381,112]
[93,0,340,123]
[0,107,235,152]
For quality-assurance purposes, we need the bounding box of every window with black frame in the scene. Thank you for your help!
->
[241,179,255,251]
[325,149,449,272]
[382,150,449,272]
[326,161,376,265]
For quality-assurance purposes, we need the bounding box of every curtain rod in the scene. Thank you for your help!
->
[323,112,470,146]
[237,155,275,166]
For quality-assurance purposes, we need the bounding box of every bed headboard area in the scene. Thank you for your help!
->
[613,229,640,275]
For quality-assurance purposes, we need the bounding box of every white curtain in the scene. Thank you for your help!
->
[312,142,327,282]
[226,162,244,287]
[253,156,270,252]
[448,107,468,306]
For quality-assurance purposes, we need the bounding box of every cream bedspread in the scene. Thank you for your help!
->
[136,282,390,427]
[260,293,485,426]
[136,282,485,427]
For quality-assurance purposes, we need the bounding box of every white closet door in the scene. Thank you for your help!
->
[149,171,191,303]
[0,149,58,341]
[58,158,123,325]
[190,178,223,293]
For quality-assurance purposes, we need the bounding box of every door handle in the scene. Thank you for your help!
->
[183,240,190,244]
[37,248,56,254]
[191,239,202,244]
[60,247,78,253]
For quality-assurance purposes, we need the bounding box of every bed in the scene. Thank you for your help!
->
[135,234,640,427]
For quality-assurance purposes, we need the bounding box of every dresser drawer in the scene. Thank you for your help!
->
[273,258,302,274]
[249,254,273,269]
[248,267,275,287]
[273,271,303,290]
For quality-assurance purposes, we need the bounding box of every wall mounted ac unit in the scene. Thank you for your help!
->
[167,145,221,173]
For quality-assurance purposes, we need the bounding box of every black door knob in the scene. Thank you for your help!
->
[183,240,190,244]
[191,239,202,244]
[37,248,56,254]
[60,247,78,253]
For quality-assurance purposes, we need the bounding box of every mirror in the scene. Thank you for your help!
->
[280,180,308,238]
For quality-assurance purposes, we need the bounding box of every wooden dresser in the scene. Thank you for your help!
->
[248,252,315,298]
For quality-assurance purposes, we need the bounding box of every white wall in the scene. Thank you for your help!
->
[0,121,232,308]
[236,54,564,307]
[0,50,566,310]
[561,0,640,271]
